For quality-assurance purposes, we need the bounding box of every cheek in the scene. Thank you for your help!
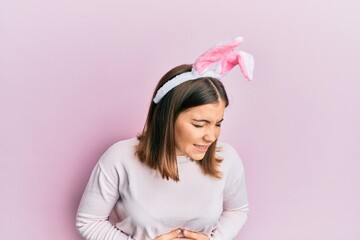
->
[181,126,201,144]
[176,125,193,145]
[215,128,221,137]
[183,126,197,141]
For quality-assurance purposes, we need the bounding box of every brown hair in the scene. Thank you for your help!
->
[135,64,229,181]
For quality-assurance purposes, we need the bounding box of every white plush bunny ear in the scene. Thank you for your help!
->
[239,51,255,80]
[220,51,254,80]
[153,36,254,104]
[193,37,244,75]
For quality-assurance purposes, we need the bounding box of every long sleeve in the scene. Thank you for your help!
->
[76,139,249,240]
[76,161,131,240]
[210,145,250,240]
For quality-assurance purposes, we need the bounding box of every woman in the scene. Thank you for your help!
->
[76,37,254,240]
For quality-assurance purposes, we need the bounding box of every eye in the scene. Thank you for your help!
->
[193,124,204,128]
[215,123,222,127]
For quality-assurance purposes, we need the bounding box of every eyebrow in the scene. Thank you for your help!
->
[192,118,224,124]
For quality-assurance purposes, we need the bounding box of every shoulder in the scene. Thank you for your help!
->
[106,137,138,156]
[216,141,245,173]
[98,137,139,169]
[216,141,242,161]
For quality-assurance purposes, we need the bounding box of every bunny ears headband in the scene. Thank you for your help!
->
[153,36,255,104]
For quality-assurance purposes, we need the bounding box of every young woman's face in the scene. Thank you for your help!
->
[174,100,226,161]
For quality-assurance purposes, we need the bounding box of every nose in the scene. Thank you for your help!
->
[203,126,217,142]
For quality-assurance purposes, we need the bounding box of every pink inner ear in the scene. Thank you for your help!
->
[220,53,239,76]
[194,37,244,74]
[220,52,253,80]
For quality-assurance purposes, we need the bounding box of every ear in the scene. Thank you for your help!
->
[193,37,244,74]
[220,51,254,80]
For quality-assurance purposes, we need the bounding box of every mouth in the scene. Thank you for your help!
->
[193,144,210,152]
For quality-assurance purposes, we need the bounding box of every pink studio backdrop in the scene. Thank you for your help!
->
[1,0,359,239]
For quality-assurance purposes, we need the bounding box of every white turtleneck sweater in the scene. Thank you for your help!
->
[76,138,249,240]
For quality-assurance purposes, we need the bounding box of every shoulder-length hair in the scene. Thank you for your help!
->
[135,64,229,181]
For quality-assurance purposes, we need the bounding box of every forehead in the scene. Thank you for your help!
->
[179,101,225,121]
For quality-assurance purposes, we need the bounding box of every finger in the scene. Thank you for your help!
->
[156,229,182,240]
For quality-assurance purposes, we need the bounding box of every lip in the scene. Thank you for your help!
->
[193,144,210,153]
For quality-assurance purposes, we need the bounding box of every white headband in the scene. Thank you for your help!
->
[153,37,255,104]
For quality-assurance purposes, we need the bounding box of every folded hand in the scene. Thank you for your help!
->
[154,229,209,240]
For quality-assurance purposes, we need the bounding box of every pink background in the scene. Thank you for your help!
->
[1,0,359,239]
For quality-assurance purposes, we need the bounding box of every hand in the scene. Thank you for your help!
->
[154,229,182,240]
[181,230,210,240]
[154,229,210,240]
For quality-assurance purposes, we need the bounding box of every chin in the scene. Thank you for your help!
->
[190,153,206,161]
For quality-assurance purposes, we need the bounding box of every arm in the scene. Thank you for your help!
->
[210,205,249,240]
[76,160,132,240]
[210,147,250,240]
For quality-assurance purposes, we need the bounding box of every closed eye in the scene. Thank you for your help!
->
[216,118,224,127]
[193,124,204,128]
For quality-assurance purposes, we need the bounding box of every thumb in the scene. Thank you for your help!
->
[169,229,182,238]
[160,229,182,240]
[182,230,198,239]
